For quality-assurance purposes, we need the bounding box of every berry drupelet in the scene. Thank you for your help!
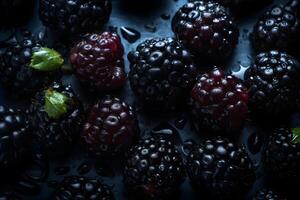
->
[253,189,287,200]
[50,176,114,200]
[251,4,300,53]
[70,32,126,91]
[244,51,300,123]
[172,1,239,63]
[28,82,83,157]
[185,137,255,199]
[189,67,248,133]
[0,106,31,176]
[264,128,300,184]
[123,135,185,199]
[0,0,35,27]
[0,30,64,99]
[82,96,139,156]
[39,0,112,35]
[128,37,197,113]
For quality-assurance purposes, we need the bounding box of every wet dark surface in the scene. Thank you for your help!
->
[0,0,299,199]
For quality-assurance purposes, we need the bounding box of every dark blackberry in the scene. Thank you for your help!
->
[0,192,21,200]
[50,176,114,200]
[285,0,300,18]
[0,106,31,176]
[244,51,300,123]
[172,1,239,63]
[189,67,248,133]
[253,189,286,200]
[185,137,255,199]
[39,0,112,35]
[70,32,126,91]
[82,96,139,156]
[0,0,35,27]
[0,30,63,99]
[251,4,300,53]
[264,128,300,183]
[123,135,185,199]
[29,82,83,157]
[128,37,197,113]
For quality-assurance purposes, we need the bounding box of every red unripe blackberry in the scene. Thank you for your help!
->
[82,96,139,156]
[189,67,248,133]
[172,1,239,63]
[70,32,126,91]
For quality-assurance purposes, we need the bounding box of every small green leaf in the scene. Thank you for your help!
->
[30,47,64,71]
[292,128,300,144]
[44,89,69,119]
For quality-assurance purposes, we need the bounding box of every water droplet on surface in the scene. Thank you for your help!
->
[47,180,59,188]
[77,161,91,175]
[232,64,249,80]
[144,23,157,32]
[181,139,197,156]
[120,27,141,43]
[248,132,264,154]
[161,13,170,20]
[24,161,48,181]
[54,166,70,175]
[174,117,187,129]
[15,179,40,195]
[151,122,181,144]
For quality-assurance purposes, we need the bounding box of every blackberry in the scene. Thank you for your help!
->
[0,192,21,200]
[244,51,300,123]
[39,0,112,35]
[0,30,64,99]
[0,0,35,27]
[29,82,83,157]
[185,137,255,199]
[172,1,239,63]
[0,106,31,176]
[253,189,286,200]
[189,67,248,133]
[50,176,114,200]
[123,135,185,199]
[285,0,300,18]
[251,4,300,53]
[128,37,197,113]
[70,32,126,91]
[82,96,139,156]
[264,128,300,183]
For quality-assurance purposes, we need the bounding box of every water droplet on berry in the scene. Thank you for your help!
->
[120,27,141,43]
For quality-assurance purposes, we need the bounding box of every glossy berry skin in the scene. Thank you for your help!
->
[128,37,197,113]
[123,135,185,199]
[189,67,248,133]
[82,96,139,156]
[264,128,300,183]
[185,137,255,199]
[39,0,112,34]
[252,5,300,53]
[253,189,286,200]
[0,31,60,98]
[0,106,31,175]
[70,32,126,91]
[29,82,83,157]
[244,51,300,123]
[51,176,114,200]
[172,1,239,63]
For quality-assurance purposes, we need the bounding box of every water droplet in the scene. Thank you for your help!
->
[48,180,59,188]
[181,139,197,156]
[151,122,181,144]
[232,64,249,80]
[120,27,141,43]
[248,132,264,154]
[15,179,40,195]
[24,161,48,181]
[174,117,187,129]
[54,166,70,175]
[161,13,170,20]
[77,161,91,175]
[144,23,157,32]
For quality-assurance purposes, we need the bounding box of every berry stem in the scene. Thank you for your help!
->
[30,47,64,71]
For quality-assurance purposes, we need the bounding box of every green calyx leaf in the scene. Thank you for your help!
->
[44,89,69,119]
[30,47,64,71]
[291,128,300,144]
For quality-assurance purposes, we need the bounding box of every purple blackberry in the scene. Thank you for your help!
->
[172,1,239,63]
[244,51,300,123]
[82,96,139,156]
[264,128,300,183]
[39,0,112,35]
[189,67,248,133]
[253,189,287,200]
[51,176,114,200]
[185,137,255,199]
[251,4,300,53]
[128,37,197,113]
[0,30,63,99]
[123,135,185,199]
[0,106,31,175]
[70,32,126,91]
[29,82,83,157]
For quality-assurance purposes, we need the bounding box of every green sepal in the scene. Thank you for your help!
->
[44,89,69,119]
[291,128,300,144]
[30,47,64,71]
